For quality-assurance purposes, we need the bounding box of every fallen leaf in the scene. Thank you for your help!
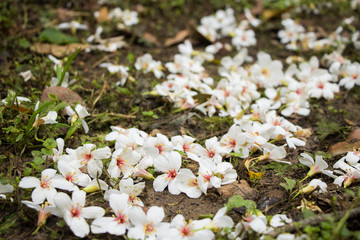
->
[41,86,86,107]
[217,180,258,201]
[97,6,109,22]
[164,29,189,47]
[31,43,87,58]
[54,8,90,22]
[344,118,356,126]
[263,7,291,21]
[39,28,79,45]
[329,129,360,156]
[244,159,265,181]
[142,32,161,47]
[251,0,264,15]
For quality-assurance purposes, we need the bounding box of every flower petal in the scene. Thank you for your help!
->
[19,177,40,189]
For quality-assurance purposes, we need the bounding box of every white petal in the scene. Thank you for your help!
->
[31,187,46,204]
[72,190,86,207]
[54,192,72,211]
[153,175,169,192]
[81,206,105,219]
[147,206,165,224]
[70,216,90,238]
[19,177,40,189]
[110,193,129,212]
[42,168,57,178]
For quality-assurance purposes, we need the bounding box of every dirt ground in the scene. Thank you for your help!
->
[1,0,360,239]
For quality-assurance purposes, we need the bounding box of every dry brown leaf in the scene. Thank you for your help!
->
[31,43,87,58]
[164,29,189,47]
[263,7,291,21]
[251,0,264,15]
[217,180,258,201]
[344,118,356,126]
[97,6,109,22]
[41,86,86,107]
[329,129,360,156]
[142,32,161,47]
[54,8,90,22]
[244,159,265,181]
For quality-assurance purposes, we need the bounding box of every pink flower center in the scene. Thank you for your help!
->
[116,157,126,169]
[317,82,324,89]
[155,144,164,154]
[167,169,177,180]
[188,178,198,187]
[206,149,215,158]
[202,173,212,182]
[40,178,50,189]
[229,138,236,148]
[183,143,190,152]
[144,223,155,234]
[180,225,192,236]
[115,212,127,224]
[82,153,93,164]
[65,174,75,182]
[71,206,81,218]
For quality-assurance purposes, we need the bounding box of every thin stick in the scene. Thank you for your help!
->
[266,207,360,238]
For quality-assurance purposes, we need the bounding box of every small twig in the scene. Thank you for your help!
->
[91,80,108,110]
[91,52,117,68]
[266,207,360,238]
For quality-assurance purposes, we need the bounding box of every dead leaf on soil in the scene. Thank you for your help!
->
[54,8,90,22]
[263,7,291,21]
[329,128,360,156]
[217,179,258,201]
[142,32,161,47]
[31,43,87,58]
[251,0,264,15]
[164,29,189,47]
[244,159,265,181]
[41,86,86,107]
[97,6,109,22]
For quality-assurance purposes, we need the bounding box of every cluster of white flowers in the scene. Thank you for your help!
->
[277,17,360,51]
[17,124,240,238]
[99,62,129,86]
[107,7,139,28]
[8,4,360,240]
[197,8,259,49]
[135,53,164,79]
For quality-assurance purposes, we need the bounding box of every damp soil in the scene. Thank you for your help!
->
[1,0,360,239]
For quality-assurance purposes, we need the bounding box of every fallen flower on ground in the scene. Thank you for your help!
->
[54,190,105,238]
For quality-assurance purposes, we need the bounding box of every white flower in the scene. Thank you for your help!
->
[206,207,234,232]
[105,178,145,206]
[21,200,61,226]
[299,153,329,177]
[127,206,168,240]
[54,190,105,238]
[270,214,292,228]
[57,160,90,187]
[0,183,14,194]
[73,143,111,178]
[143,133,173,159]
[153,151,182,195]
[108,148,141,178]
[99,63,129,86]
[176,168,203,198]
[339,62,360,89]
[301,179,327,194]
[19,70,33,82]
[91,193,131,235]
[58,20,88,31]
[163,214,214,240]
[19,168,75,204]
[65,104,91,134]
